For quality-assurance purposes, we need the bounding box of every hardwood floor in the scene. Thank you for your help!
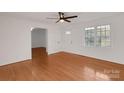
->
[0,47,124,81]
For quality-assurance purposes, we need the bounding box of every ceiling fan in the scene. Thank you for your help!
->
[47,12,78,23]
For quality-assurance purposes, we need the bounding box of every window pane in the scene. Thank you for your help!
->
[101,31,105,36]
[96,32,101,36]
[101,28,106,31]
[101,40,106,47]
[106,31,110,36]
[106,25,110,30]
[96,37,101,47]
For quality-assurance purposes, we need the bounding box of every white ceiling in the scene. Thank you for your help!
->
[0,12,122,24]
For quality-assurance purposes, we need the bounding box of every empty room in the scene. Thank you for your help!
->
[0,12,124,80]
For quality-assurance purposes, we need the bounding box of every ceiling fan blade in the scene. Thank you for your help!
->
[64,19,71,22]
[56,19,60,23]
[64,16,78,19]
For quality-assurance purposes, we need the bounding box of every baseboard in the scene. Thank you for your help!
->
[48,51,61,55]
[55,51,124,66]
[0,59,31,67]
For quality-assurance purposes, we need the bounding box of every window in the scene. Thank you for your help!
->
[85,27,95,47]
[85,25,111,47]
[96,25,111,47]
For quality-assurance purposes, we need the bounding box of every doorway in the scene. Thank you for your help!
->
[31,27,48,59]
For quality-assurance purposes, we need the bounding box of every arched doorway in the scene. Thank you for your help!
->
[31,27,48,59]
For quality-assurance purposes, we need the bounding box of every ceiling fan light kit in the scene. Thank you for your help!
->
[60,19,64,23]
[47,12,78,23]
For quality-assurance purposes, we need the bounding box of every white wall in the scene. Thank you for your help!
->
[47,27,62,54]
[1,13,124,66]
[0,14,62,66]
[61,14,124,64]
[31,28,47,48]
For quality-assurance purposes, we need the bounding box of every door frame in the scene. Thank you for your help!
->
[31,27,48,58]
